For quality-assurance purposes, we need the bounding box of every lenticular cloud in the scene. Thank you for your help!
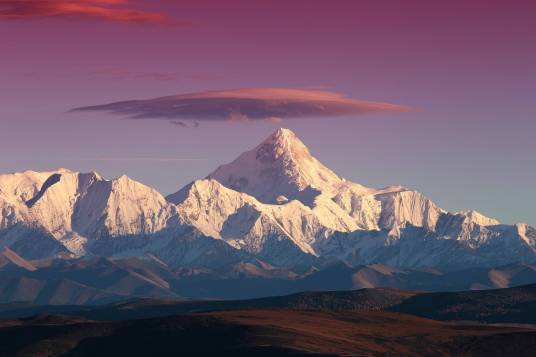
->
[72,88,412,122]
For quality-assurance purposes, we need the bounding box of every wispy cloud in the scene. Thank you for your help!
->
[188,73,224,81]
[0,0,186,25]
[170,120,199,128]
[83,157,205,162]
[88,67,179,81]
[72,87,412,124]
[74,66,223,82]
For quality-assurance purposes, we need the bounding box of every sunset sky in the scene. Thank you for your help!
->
[1,0,535,225]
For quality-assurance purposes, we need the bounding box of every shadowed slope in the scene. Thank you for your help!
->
[0,310,535,356]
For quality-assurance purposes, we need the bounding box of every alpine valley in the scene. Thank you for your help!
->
[1,128,535,303]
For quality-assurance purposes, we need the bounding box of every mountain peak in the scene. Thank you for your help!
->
[260,128,304,151]
[273,127,294,136]
[270,127,298,143]
[256,127,311,163]
[458,210,500,226]
[208,128,346,205]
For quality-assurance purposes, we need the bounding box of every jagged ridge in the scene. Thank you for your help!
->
[0,128,534,272]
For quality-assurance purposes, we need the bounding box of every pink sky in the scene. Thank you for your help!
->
[0,0,535,225]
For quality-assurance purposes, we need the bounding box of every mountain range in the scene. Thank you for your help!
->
[0,128,535,302]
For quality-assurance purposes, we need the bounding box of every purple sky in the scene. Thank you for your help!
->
[1,0,535,225]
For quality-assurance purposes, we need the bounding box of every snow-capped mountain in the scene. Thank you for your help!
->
[0,128,534,272]
[208,128,360,205]
[208,128,445,233]
[0,169,176,258]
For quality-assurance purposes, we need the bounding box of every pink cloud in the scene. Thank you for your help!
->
[0,0,185,24]
[72,87,412,123]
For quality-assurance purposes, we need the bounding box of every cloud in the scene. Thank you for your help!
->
[188,73,224,81]
[170,120,199,128]
[170,120,188,128]
[134,72,178,81]
[0,0,185,24]
[89,67,179,81]
[72,88,412,123]
[84,67,222,82]
[82,157,204,162]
